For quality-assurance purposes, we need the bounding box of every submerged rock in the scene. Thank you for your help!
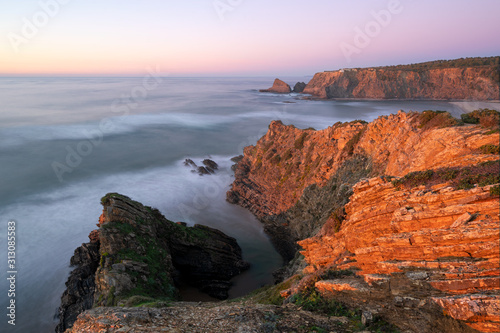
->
[198,166,211,175]
[259,78,291,94]
[202,159,218,171]
[184,158,197,168]
[184,158,219,175]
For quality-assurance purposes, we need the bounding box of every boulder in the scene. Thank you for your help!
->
[259,78,291,94]
[293,82,306,93]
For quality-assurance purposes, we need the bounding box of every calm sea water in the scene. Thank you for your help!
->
[0,77,492,333]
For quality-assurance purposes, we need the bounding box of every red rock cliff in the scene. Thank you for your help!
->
[298,177,499,332]
[302,66,499,100]
[228,110,499,332]
[227,111,499,219]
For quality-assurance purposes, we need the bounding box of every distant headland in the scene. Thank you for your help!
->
[261,56,500,100]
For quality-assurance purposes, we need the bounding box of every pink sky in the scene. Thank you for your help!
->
[1,0,499,76]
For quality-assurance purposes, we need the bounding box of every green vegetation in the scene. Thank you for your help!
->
[320,268,356,280]
[290,287,399,333]
[373,56,499,71]
[392,161,500,191]
[417,110,460,130]
[490,185,500,196]
[461,109,500,128]
[119,295,171,308]
[101,192,133,205]
[251,275,302,305]
[479,144,500,154]
[101,221,134,234]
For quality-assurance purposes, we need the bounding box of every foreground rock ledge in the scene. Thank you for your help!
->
[66,303,356,333]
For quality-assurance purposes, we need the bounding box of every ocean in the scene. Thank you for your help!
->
[0,76,492,333]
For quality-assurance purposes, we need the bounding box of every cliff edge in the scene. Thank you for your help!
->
[302,57,500,100]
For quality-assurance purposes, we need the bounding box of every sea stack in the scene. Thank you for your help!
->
[259,78,291,93]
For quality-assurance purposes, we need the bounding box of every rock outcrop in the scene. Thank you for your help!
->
[57,193,248,331]
[184,158,220,175]
[302,59,499,100]
[260,78,291,94]
[293,82,307,93]
[298,176,500,332]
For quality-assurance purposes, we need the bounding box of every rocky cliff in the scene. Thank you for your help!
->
[227,109,500,332]
[302,65,499,100]
[227,110,499,258]
[56,193,248,332]
[298,176,499,332]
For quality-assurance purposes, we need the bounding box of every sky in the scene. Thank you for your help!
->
[1,0,499,76]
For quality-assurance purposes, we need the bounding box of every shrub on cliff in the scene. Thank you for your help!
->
[417,110,460,130]
[392,161,500,190]
[461,109,500,128]
[294,133,308,150]
[479,144,500,154]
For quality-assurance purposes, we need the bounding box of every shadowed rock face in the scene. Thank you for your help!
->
[56,193,249,332]
[259,78,291,93]
[55,235,100,333]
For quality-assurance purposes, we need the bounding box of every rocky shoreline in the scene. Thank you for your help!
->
[58,108,499,332]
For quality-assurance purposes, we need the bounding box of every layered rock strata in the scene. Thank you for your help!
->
[227,111,499,258]
[55,231,100,333]
[298,177,500,332]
